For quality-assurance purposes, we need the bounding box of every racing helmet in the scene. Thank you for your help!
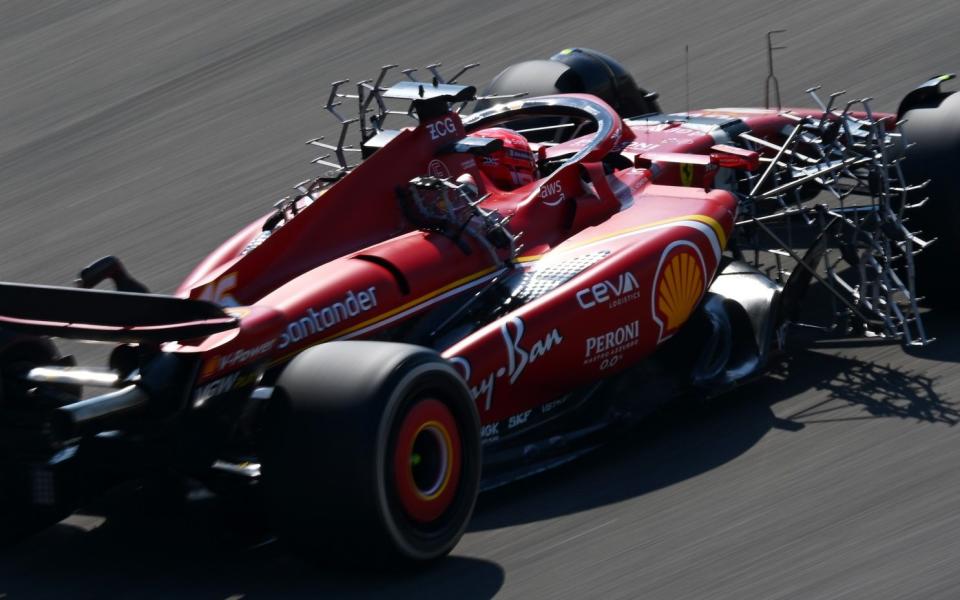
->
[549,48,660,116]
[475,48,660,118]
[471,127,537,189]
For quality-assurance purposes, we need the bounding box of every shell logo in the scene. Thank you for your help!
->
[652,241,706,341]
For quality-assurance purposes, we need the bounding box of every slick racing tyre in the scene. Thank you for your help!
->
[262,341,481,564]
[900,87,960,304]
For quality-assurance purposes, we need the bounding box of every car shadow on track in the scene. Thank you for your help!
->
[0,488,505,600]
[1,323,956,598]
[780,349,958,426]
[904,309,960,362]
[470,337,959,532]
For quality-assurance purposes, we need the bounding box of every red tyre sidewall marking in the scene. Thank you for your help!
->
[392,397,462,523]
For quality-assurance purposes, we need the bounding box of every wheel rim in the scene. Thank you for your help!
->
[392,397,462,523]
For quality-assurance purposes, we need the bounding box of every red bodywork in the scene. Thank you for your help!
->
[171,97,854,437]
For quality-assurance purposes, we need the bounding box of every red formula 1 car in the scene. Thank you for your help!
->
[2,48,960,563]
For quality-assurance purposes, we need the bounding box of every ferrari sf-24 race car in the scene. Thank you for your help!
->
[2,48,959,563]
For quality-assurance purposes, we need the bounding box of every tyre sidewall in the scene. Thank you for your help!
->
[263,343,480,564]
[374,361,480,561]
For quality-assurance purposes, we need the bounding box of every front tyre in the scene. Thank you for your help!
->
[261,342,481,564]
[899,81,960,303]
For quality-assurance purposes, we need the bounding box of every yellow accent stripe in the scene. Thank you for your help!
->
[512,214,726,264]
[564,214,726,253]
[267,213,724,366]
[269,265,501,366]
[322,265,500,341]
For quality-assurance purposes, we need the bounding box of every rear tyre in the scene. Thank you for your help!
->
[261,341,481,564]
[900,90,960,304]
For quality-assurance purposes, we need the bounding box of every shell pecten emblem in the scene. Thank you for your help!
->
[652,241,706,341]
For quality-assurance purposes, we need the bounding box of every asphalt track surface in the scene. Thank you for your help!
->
[3,1,960,598]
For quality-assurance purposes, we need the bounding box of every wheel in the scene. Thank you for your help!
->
[261,341,481,564]
[900,87,960,304]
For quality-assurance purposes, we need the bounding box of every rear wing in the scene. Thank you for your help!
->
[0,282,237,343]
